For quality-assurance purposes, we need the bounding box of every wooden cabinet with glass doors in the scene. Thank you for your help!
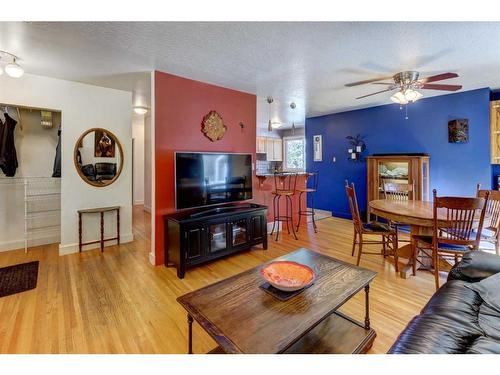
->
[366,154,430,213]
[491,100,500,164]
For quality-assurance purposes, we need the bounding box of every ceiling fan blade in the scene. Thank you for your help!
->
[419,72,459,84]
[356,88,394,100]
[345,76,393,87]
[421,84,462,91]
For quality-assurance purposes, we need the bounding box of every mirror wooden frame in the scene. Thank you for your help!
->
[73,127,124,187]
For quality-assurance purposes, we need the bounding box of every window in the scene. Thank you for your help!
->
[283,136,305,171]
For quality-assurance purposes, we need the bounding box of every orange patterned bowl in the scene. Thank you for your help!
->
[260,261,315,292]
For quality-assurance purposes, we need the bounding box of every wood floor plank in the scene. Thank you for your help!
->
[0,205,442,353]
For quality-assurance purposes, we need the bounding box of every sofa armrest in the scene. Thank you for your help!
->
[448,250,500,283]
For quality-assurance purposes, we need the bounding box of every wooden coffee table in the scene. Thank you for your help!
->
[177,248,377,354]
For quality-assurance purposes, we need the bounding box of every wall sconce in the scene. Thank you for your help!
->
[346,134,366,162]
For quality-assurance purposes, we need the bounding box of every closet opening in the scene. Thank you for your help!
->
[0,103,62,253]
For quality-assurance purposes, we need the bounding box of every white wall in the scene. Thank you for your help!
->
[132,113,145,205]
[0,73,133,255]
[0,109,61,251]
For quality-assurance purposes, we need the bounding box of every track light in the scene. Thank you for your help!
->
[0,51,24,78]
[5,59,24,78]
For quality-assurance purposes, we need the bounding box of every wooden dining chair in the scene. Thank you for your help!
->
[476,183,500,255]
[345,181,399,271]
[383,181,415,242]
[412,189,489,290]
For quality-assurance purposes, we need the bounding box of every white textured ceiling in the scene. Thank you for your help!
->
[2,22,500,128]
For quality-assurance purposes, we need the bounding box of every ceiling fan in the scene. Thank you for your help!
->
[346,71,462,105]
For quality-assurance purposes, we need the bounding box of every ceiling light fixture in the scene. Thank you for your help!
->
[133,106,148,115]
[5,58,24,78]
[266,96,274,132]
[290,102,296,135]
[0,51,24,78]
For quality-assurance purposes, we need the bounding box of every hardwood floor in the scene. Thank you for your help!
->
[0,205,443,354]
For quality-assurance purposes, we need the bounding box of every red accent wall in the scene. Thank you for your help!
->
[154,71,257,265]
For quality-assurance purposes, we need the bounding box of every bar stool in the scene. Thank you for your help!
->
[296,171,319,233]
[270,172,298,241]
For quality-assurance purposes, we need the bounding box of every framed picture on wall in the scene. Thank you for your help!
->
[94,130,116,157]
[313,135,322,161]
[448,119,469,143]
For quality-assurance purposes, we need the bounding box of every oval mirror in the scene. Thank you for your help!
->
[74,128,123,187]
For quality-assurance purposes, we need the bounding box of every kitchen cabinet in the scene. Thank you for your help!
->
[256,136,267,154]
[273,139,283,161]
[260,137,283,161]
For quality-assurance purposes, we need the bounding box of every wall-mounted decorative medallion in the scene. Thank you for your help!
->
[202,110,226,142]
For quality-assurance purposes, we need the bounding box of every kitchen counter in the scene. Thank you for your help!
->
[255,172,308,177]
[253,173,308,224]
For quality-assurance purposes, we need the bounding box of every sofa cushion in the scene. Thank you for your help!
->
[466,336,500,354]
[448,250,500,283]
[388,280,484,354]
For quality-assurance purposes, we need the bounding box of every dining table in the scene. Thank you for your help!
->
[368,199,489,279]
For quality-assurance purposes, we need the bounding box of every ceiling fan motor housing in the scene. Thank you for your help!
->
[393,71,420,86]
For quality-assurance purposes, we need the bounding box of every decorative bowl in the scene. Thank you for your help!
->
[260,261,315,292]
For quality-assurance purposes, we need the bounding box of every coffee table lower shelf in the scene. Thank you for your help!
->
[208,311,376,354]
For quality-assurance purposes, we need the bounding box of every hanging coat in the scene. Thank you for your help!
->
[0,113,18,177]
[52,127,61,178]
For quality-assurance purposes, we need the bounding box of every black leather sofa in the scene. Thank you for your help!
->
[80,162,116,182]
[389,251,500,354]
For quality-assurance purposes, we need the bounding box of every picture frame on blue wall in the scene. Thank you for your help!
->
[448,119,469,143]
[313,135,322,161]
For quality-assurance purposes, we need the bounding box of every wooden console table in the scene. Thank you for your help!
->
[78,206,120,252]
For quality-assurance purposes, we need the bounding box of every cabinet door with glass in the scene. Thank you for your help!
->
[377,159,411,199]
[208,222,228,254]
[230,217,249,248]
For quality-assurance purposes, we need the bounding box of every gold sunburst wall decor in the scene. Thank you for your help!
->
[201,110,227,142]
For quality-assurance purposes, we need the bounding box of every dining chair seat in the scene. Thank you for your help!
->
[363,221,394,233]
[272,190,295,196]
[471,228,496,239]
[413,235,474,253]
[296,187,316,193]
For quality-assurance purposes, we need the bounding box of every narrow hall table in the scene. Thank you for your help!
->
[78,206,120,252]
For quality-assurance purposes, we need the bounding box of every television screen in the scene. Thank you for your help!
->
[175,152,253,210]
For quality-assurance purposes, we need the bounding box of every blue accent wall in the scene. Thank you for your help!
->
[305,88,492,219]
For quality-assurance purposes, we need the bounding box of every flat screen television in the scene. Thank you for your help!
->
[175,152,253,210]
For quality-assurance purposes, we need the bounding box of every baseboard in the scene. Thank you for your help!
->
[0,235,60,253]
[143,205,151,213]
[134,200,144,205]
[58,232,134,255]
[267,221,282,232]
[148,252,156,266]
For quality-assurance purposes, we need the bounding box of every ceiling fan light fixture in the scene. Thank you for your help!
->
[403,88,422,103]
[390,91,408,105]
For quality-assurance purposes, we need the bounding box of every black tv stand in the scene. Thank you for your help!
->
[164,203,268,278]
